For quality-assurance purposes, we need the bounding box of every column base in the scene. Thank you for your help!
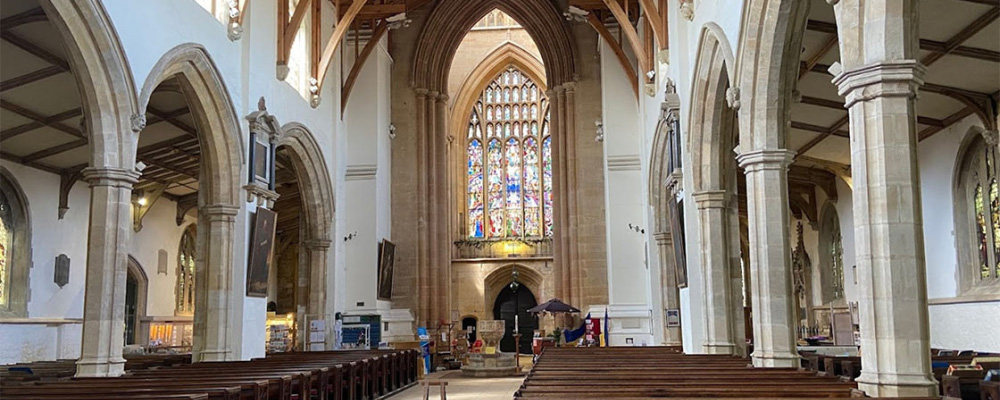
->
[703,342,735,355]
[195,348,233,362]
[857,373,939,397]
[75,356,125,377]
[751,350,799,368]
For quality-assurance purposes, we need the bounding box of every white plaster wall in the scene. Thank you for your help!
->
[599,34,654,346]
[129,198,198,317]
[929,302,1000,353]
[0,322,81,364]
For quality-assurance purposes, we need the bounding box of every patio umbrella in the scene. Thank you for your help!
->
[528,298,580,314]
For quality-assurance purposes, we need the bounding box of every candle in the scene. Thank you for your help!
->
[514,315,519,334]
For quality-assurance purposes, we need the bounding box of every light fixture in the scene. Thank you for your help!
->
[509,265,520,293]
[137,197,148,206]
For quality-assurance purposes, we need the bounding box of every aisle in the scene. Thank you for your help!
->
[389,370,525,400]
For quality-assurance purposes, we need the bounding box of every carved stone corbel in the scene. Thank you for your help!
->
[58,169,83,219]
[132,184,167,232]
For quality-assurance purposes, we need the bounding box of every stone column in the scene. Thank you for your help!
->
[653,232,682,346]
[737,149,798,368]
[691,190,735,355]
[414,88,429,328]
[435,93,450,325]
[302,238,332,348]
[193,204,239,362]
[563,82,581,309]
[833,60,936,397]
[76,167,139,377]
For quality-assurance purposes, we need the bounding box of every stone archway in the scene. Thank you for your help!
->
[484,264,542,353]
[686,25,745,357]
[275,122,335,349]
[38,0,142,378]
[125,256,149,346]
[648,89,683,346]
[138,43,243,363]
[733,0,809,368]
[409,0,581,327]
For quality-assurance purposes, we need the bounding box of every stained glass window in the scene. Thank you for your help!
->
[466,66,552,238]
[176,224,197,315]
[961,134,1000,283]
[0,192,10,308]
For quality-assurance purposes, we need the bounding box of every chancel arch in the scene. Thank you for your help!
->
[136,43,243,364]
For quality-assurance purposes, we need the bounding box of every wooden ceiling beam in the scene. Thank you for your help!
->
[602,0,651,83]
[805,19,999,64]
[0,65,65,92]
[139,156,199,181]
[21,138,88,162]
[791,120,850,138]
[921,6,999,66]
[342,4,406,19]
[317,0,368,94]
[799,34,838,79]
[1,107,81,141]
[0,31,71,70]
[0,99,84,139]
[918,106,977,141]
[342,21,388,113]
[636,0,667,50]
[0,7,47,31]
[146,106,197,137]
[587,12,639,99]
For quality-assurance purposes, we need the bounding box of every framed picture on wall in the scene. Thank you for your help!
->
[669,198,688,288]
[377,239,396,301]
[247,207,276,297]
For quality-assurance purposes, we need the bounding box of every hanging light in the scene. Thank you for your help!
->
[509,265,520,293]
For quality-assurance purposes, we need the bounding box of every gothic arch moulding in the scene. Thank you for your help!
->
[276,123,335,243]
[411,0,577,92]
[40,0,139,170]
[448,42,547,138]
[483,264,544,314]
[138,43,243,207]
[688,25,738,193]
[735,0,808,150]
[138,43,243,362]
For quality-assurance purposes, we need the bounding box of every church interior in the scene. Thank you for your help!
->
[0,0,998,398]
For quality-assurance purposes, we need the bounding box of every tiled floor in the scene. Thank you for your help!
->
[389,370,526,400]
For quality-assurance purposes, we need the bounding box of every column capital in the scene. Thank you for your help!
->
[82,167,140,188]
[545,84,565,97]
[414,88,429,97]
[201,204,240,222]
[736,149,796,171]
[302,238,333,249]
[692,190,729,209]
[653,231,673,245]
[562,81,577,93]
[832,60,926,108]
[436,92,449,102]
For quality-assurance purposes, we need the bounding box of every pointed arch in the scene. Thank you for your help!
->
[0,167,32,318]
[138,43,244,207]
[483,264,544,310]
[688,26,738,193]
[40,0,139,170]
[449,42,547,150]
[276,123,334,243]
[412,1,576,92]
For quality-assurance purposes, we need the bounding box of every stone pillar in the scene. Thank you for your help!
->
[193,204,239,362]
[691,190,735,355]
[653,232,682,346]
[563,82,581,309]
[76,167,139,377]
[737,149,798,368]
[435,93,450,326]
[414,88,429,328]
[302,238,332,348]
[833,60,937,397]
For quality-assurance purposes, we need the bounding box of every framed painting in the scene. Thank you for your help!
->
[377,239,396,300]
[669,198,688,288]
[247,207,276,297]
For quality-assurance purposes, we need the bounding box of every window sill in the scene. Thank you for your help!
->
[928,293,1000,305]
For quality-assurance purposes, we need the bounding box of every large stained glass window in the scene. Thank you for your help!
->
[960,134,1000,284]
[467,67,552,238]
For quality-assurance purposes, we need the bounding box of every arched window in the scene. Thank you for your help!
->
[467,66,552,238]
[176,224,197,315]
[0,171,30,317]
[956,131,1000,291]
[819,205,845,303]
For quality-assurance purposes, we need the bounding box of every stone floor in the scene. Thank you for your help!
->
[389,370,525,400]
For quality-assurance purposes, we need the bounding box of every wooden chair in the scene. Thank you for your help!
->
[420,380,448,400]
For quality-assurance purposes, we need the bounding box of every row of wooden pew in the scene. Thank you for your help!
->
[801,352,1000,400]
[0,349,419,400]
[0,354,192,382]
[516,346,940,399]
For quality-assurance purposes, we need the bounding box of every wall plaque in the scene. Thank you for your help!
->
[54,254,70,288]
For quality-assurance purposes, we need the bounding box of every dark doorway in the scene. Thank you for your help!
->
[462,317,478,343]
[493,285,537,353]
[124,273,138,345]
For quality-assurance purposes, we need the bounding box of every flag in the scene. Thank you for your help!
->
[564,312,590,343]
[602,308,609,347]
